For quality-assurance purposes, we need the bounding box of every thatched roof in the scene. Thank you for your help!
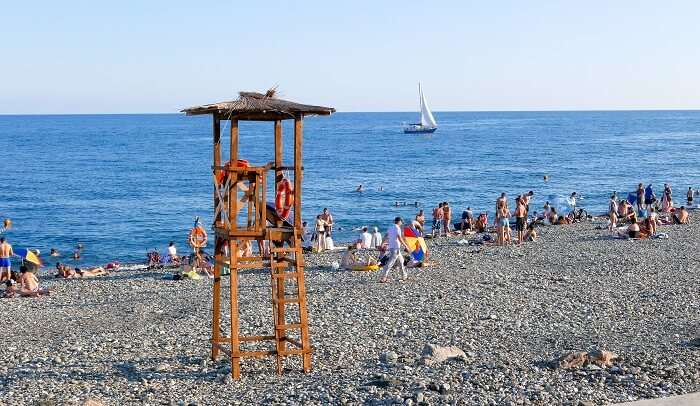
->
[181,90,335,120]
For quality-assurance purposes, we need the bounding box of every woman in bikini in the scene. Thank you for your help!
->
[19,266,50,297]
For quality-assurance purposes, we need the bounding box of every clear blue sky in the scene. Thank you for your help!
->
[1,1,699,113]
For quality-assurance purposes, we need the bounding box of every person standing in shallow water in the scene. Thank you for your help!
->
[688,187,694,206]
[379,217,410,283]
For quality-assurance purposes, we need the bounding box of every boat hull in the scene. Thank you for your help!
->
[403,126,437,134]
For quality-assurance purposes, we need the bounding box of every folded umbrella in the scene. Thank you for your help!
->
[403,225,428,262]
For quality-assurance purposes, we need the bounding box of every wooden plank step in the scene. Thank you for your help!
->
[233,262,266,269]
[278,348,311,356]
[272,296,301,304]
[275,323,303,330]
[271,272,301,279]
[271,247,301,253]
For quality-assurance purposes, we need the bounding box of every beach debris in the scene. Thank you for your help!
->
[380,350,398,364]
[420,343,467,366]
[556,349,618,369]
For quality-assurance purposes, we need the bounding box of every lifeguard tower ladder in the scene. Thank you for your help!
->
[182,90,335,379]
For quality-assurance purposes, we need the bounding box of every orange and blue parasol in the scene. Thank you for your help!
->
[403,225,428,262]
[14,248,43,266]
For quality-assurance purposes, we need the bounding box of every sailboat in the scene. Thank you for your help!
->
[403,83,437,134]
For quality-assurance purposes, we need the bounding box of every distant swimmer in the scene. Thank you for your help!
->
[378,186,383,192]
[356,184,363,192]
[543,175,549,182]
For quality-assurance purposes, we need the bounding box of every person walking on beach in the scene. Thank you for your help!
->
[636,183,645,213]
[320,208,334,236]
[514,198,527,244]
[442,202,452,236]
[0,237,13,282]
[379,217,410,283]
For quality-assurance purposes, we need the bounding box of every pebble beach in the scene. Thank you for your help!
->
[2,219,700,405]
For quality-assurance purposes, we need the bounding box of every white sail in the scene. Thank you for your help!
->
[419,83,437,128]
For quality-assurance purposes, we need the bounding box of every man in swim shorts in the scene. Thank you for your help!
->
[688,187,694,206]
[432,203,443,237]
[0,237,13,282]
[514,198,527,244]
[320,208,334,236]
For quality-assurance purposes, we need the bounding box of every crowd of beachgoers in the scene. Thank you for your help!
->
[1,182,696,300]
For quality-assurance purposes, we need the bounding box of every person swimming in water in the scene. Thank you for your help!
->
[356,184,363,192]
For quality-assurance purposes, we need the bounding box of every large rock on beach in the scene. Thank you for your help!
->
[420,344,467,366]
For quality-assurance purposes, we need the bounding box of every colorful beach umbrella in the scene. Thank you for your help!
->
[403,225,428,262]
[14,248,42,266]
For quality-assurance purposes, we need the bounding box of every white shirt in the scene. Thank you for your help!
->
[387,224,402,249]
[360,232,372,249]
[168,246,177,256]
[371,232,382,248]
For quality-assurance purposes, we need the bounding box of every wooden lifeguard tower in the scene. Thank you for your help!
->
[182,90,335,379]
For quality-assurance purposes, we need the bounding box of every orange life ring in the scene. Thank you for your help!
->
[275,179,294,220]
[215,160,250,184]
[189,226,208,248]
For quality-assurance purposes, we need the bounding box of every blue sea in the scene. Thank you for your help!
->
[2,111,699,266]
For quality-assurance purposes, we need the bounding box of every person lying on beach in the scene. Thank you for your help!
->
[673,206,690,224]
[19,265,50,297]
[55,262,109,278]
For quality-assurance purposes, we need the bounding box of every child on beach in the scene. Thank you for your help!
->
[3,280,17,298]
[19,265,50,297]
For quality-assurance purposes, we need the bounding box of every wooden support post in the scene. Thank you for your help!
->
[229,239,240,379]
[230,119,239,235]
[293,116,303,231]
[211,115,222,361]
[273,119,286,372]
[294,115,312,372]
[228,118,241,378]
[274,120,283,186]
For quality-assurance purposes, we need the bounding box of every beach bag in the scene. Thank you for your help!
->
[325,236,335,250]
